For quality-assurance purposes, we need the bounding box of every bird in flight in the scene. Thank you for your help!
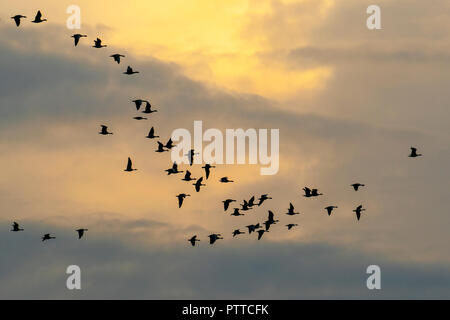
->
[246,223,261,234]
[222,199,236,211]
[202,164,215,180]
[164,138,176,150]
[11,15,26,27]
[264,210,279,231]
[133,116,147,120]
[142,101,157,114]
[110,54,125,64]
[230,208,244,216]
[247,196,256,208]
[165,162,183,175]
[257,194,272,206]
[93,38,106,48]
[208,234,223,245]
[286,223,298,230]
[31,11,47,23]
[353,205,366,221]
[146,127,159,139]
[11,222,24,232]
[232,229,245,237]
[186,149,199,166]
[182,170,196,182]
[220,177,234,183]
[240,200,252,211]
[155,141,168,153]
[188,235,200,247]
[303,187,323,197]
[124,157,137,172]
[132,99,147,111]
[286,203,299,215]
[99,125,113,135]
[76,228,88,239]
[177,193,190,208]
[42,233,55,241]
[409,147,422,158]
[193,177,206,192]
[124,66,139,75]
[257,229,268,240]
[351,183,365,191]
[324,205,338,216]
[71,34,87,46]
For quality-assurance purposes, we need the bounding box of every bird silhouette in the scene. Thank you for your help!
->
[124,157,137,172]
[71,34,87,46]
[124,66,139,75]
[92,37,106,48]
[324,206,338,216]
[177,193,190,208]
[208,233,223,245]
[246,223,261,234]
[232,229,245,237]
[240,200,252,211]
[264,210,279,231]
[42,233,55,241]
[11,15,26,27]
[99,125,113,135]
[11,222,24,232]
[302,187,312,197]
[230,208,244,216]
[286,223,298,230]
[353,205,366,221]
[188,235,200,246]
[132,99,147,111]
[222,199,236,211]
[257,229,268,240]
[257,194,272,206]
[155,141,168,153]
[146,127,159,139]
[142,101,157,114]
[164,138,176,150]
[220,177,234,183]
[76,228,88,239]
[351,183,365,191]
[166,162,183,175]
[247,196,256,207]
[202,164,215,179]
[186,149,199,166]
[409,147,422,158]
[31,11,47,23]
[182,170,196,181]
[311,189,323,197]
[193,177,206,192]
[286,203,299,215]
[133,116,147,120]
[110,54,125,64]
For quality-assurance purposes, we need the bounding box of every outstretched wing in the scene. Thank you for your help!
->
[126,157,132,171]
[35,10,42,21]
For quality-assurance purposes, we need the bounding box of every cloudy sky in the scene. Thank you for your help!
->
[1,0,450,299]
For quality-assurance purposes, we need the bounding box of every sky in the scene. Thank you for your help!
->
[0,0,450,299]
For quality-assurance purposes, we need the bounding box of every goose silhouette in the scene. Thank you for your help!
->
[155,141,168,153]
[72,34,87,46]
[11,222,24,232]
[220,177,234,183]
[257,229,268,240]
[142,101,157,114]
[353,205,366,221]
[124,66,139,75]
[11,15,26,27]
[232,229,245,237]
[166,162,183,175]
[286,203,299,215]
[93,37,106,48]
[230,208,244,216]
[240,200,252,211]
[31,11,47,23]
[324,205,338,216]
[193,177,206,192]
[409,147,422,158]
[177,193,190,208]
[208,234,223,245]
[99,125,113,135]
[164,138,176,150]
[76,228,88,239]
[42,233,55,241]
[182,170,196,181]
[124,157,137,172]
[246,223,261,234]
[186,149,199,166]
[351,183,365,191]
[146,127,159,139]
[188,235,200,246]
[133,116,147,120]
[247,196,256,207]
[132,99,147,111]
[222,199,236,211]
[286,223,298,230]
[257,194,272,206]
[110,54,125,64]
[202,164,215,180]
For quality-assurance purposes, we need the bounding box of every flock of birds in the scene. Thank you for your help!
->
[8,11,424,245]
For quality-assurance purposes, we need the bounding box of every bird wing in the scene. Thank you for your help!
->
[127,66,132,73]
[149,127,154,136]
[35,11,42,20]
[268,210,274,221]
[13,16,20,26]
[289,203,294,210]
[127,157,132,170]
[178,196,183,208]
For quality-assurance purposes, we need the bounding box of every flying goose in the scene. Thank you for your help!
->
[202,164,215,179]
[71,34,87,46]
[246,223,261,234]
[186,149,199,166]
[230,208,244,216]
[11,15,26,27]
[232,229,245,237]
[76,228,88,239]
[110,54,125,64]
[324,205,338,216]
[257,194,272,206]
[124,66,139,75]
[42,233,55,241]
[99,125,113,135]
[166,162,183,175]
[222,199,236,211]
[155,141,168,153]
[11,222,24,232]
[220,177,234,183]
[351,183,365,191]
[353,205,366,221]
[409,147,422,158]
[188,235,200,246]
[93,37,106,48]
[182,170,196,181]
[132,99,147,111]
[208,233,223,245]
[124,157,137,172]
[31,11,47,23]
[177,193,190,208]
[286,223,298,230]
[146,127,159,139]
[257,229,268,240]
[133,116,147,120]
[164,138,176,150]
[142,101,157,114]
[286,203,299,215]
[193,177,206,192]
